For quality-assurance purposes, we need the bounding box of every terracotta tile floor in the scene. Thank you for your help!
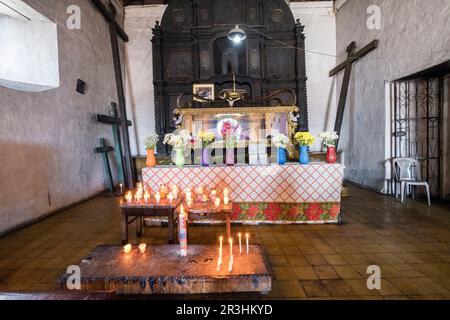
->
[1,186,450,300]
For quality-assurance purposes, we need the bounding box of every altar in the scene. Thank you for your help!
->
[143,163,344,224]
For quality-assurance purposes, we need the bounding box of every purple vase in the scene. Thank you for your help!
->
[202,147,210,166]
[225,138,235,166]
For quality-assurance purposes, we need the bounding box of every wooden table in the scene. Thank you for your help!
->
[176,201,233,239]
[58,245,271,295]
[120,198,183,244]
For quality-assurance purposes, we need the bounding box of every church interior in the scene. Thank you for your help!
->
[0,0,450,301]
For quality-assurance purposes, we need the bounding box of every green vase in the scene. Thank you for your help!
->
[174,148,185,168]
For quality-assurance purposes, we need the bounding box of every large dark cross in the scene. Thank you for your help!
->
[95,138,115,194]
[90,0,134,188]
[329,40,379,148]
[95,102,132,188]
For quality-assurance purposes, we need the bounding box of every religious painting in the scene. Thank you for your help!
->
[193,84,215,102]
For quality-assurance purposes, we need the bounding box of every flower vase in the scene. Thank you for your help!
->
[146,148,156,167]
[299,145,310,165]
[326,146,337,164]
[225,138,235,166]
[174,148,185,168]
[277,147,287,165]
[202,146,211,166]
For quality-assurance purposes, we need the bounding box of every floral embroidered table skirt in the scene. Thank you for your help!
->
[142,163,344,224]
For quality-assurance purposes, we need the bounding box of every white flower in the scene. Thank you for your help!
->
[319,131,339,147]
[272,133,290,149]
[143,133,159,150]
[163,130,192,149]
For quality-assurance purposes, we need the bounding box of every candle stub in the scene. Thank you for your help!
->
[123,244,132,254]
[138,243,147,254]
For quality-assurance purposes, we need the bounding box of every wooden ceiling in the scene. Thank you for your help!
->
[122,0,330,6]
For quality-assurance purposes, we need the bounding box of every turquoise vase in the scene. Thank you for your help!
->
[299,145,309,165]
[174,148,185,168]
[277,147,287,165]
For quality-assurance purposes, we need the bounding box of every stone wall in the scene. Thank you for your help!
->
[335,0,450,191]
[0,0,124,234]
[124,1,337,155]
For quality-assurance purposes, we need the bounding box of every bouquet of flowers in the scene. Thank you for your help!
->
[163,129,192,149]
[197,131,216,147]
[143,133,159,150]
[318,132,339,148]
[220,120,240,140]
[294,132,315,146]
[272,133,290,149]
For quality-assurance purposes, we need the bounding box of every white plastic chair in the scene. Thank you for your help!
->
[393,158,431,206]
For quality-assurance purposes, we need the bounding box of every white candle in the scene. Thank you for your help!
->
[155,192,161,203]
[138,243,147,254]
[215,197,221,209]
[172,185,178,199]
[123,243,132,254]
[167,192,173,203]
[228,254,233,273]
[224,195,229,205]
[210,189,217,202]
[135,190,142,202]
[119,183,124,194]
[238,233,242,254]
[125,191,133,204]
[202,194,208,203]
[217,236,223,271]
[229,238,233,257]
[223,187,229,198]
[144,190,150,203]
[246,233,249,254]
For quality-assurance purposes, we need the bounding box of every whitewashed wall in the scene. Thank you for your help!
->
[335,0,450,191]
[124,1,337,155]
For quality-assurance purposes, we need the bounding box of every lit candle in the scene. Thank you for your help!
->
[138,243,147,254]
[202,194,208,203]
[119,183,124,194]
[246,233,249,254]
[135,190,142,202]
[228,238,233,273]
[167,192,173,203]
[171,185,178,199]
[238,233,242,254]
[144,190,150,203]
[223,187,229,198]
[123,243,132,254]
[215,197,221,209]
[217,236,223,271]
[125,191,133,204]
[210,189,217,202]
[178,204,188,257]
[197,185,204,195]
[224,195,229,205]
[155,192,161,203]
[229,237,233,256]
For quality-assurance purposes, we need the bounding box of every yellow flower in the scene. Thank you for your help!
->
[294,132,315,146]
[197,131,215,145]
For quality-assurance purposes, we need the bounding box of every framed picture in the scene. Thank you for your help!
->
[193,84,215,102]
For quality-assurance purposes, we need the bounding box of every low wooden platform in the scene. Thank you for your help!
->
[58,245,271,295]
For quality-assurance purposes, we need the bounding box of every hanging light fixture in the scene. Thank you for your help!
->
[228,24,246,44]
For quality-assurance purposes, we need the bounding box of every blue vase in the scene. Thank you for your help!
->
[277,148,287,165]
[299,145,309,165]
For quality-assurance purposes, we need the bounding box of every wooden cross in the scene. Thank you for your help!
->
[95,102,132,188]
[329,40,378,148]
[90,0,134,189]
[95,138,115,194]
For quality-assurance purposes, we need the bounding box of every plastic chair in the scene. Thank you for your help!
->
[393,158,431,206]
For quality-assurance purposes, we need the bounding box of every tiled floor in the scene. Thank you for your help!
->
[1,186,450,300]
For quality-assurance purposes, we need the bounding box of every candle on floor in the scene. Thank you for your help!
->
[155,192,161,203]
[215,197,221,209]
[138,243,147,254]
[217,236,223,271]
[246,233,249,254]
[238,233,242,254]
[119,183,124,194]
[228,238,233,272]
[144,190,150,203]
[125,191,133,204]
[229,237,233,256]
[167,192,174,203]
[123,243,132,254]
